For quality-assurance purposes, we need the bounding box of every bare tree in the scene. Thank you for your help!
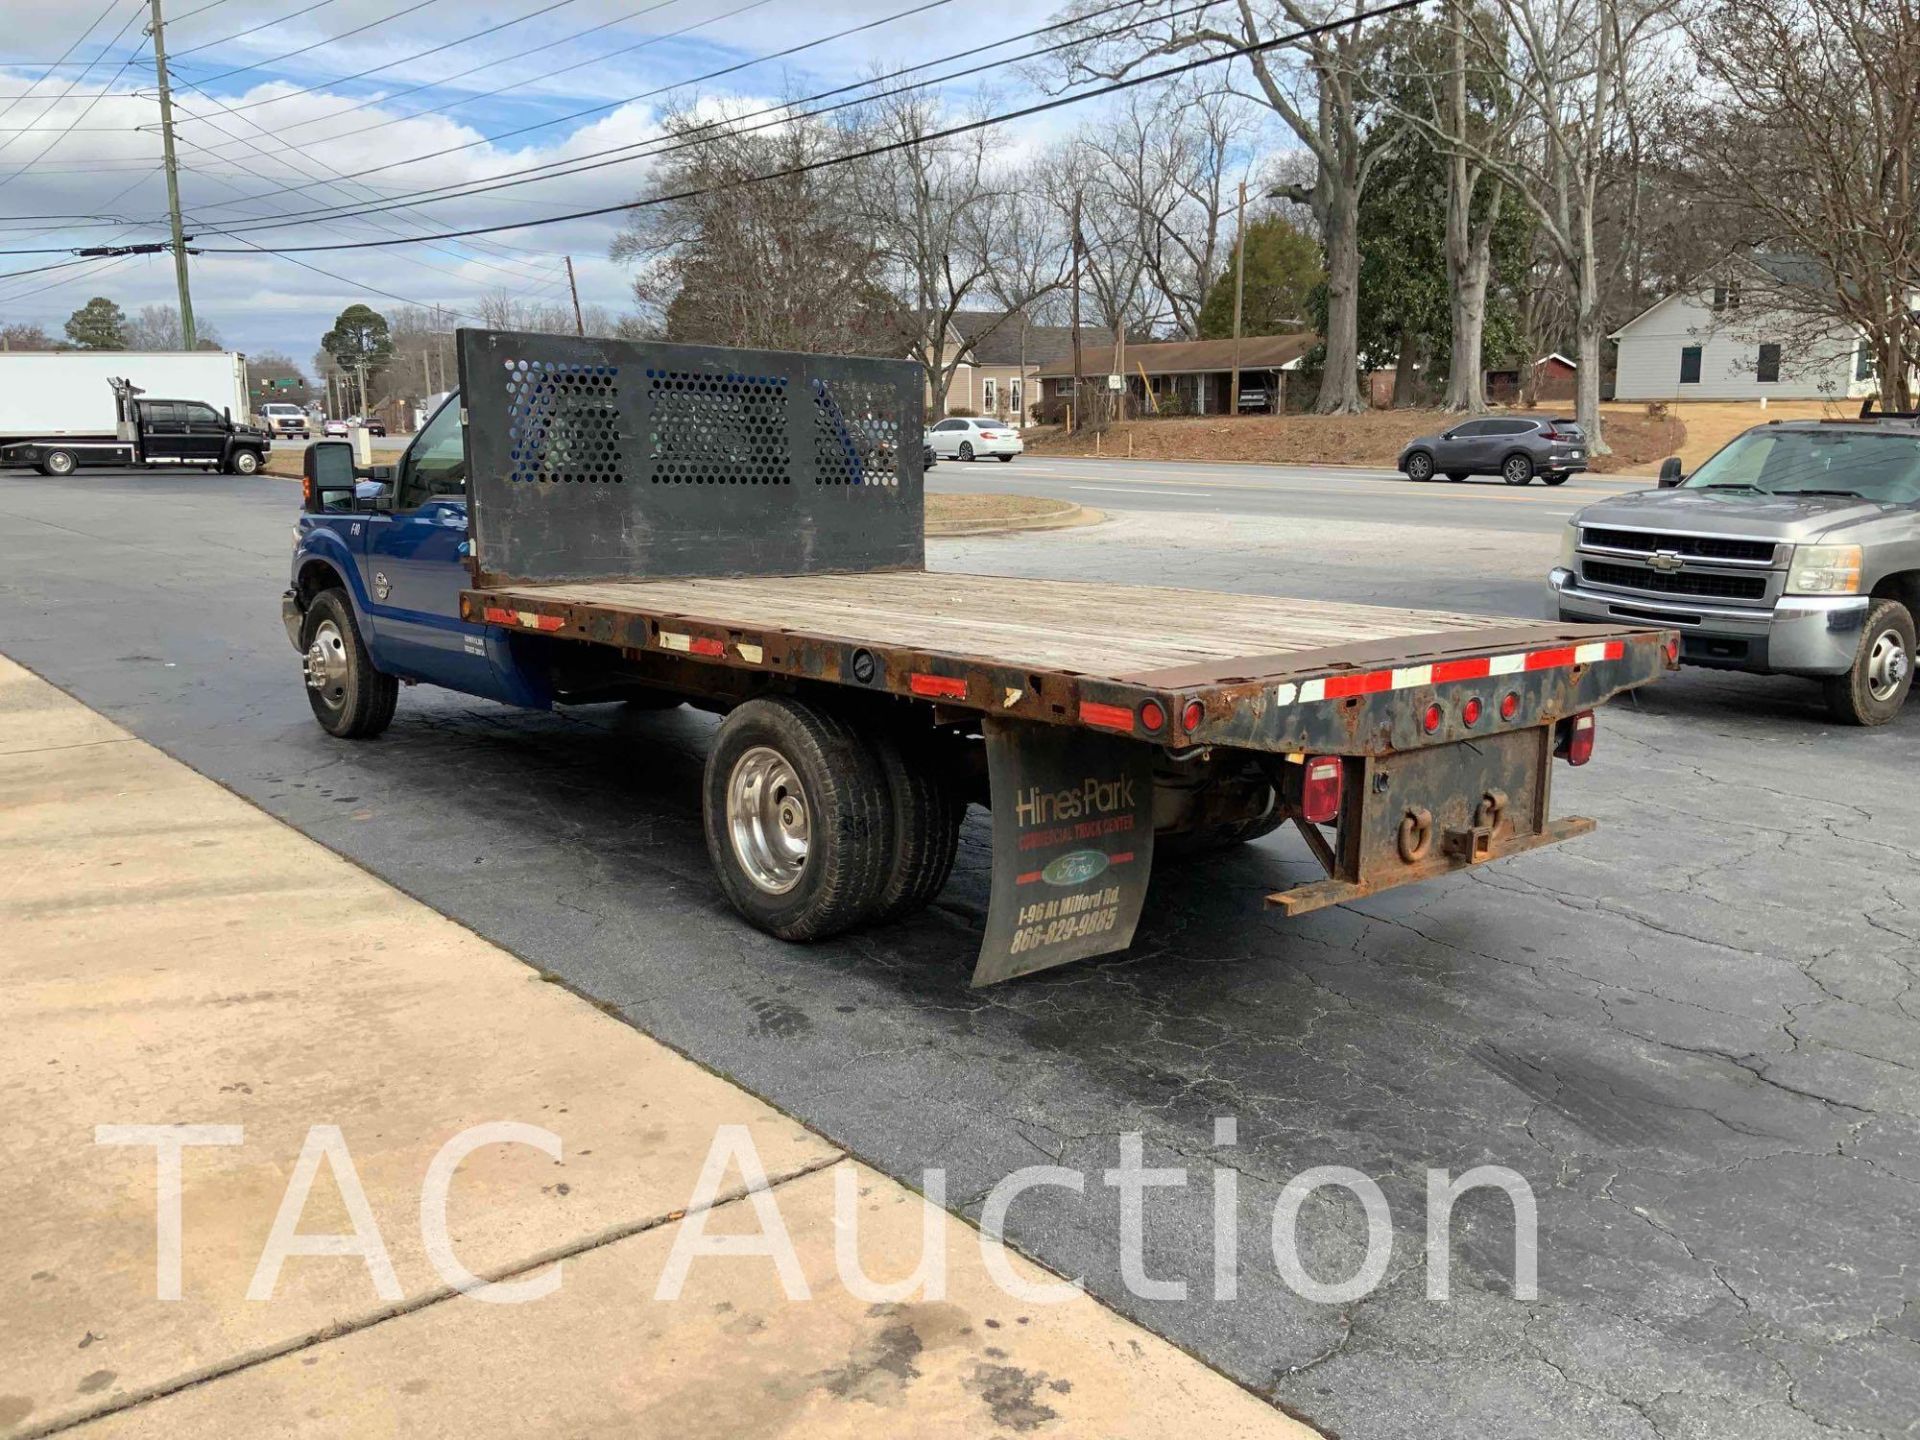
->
[127,304,222,351]
[1090,84,1247,338]
[1685,0,1920,409]
[1388,1,1522,410]
[1060,0,1401,413]
[611,106,895,355]
[859,89,1069,411]
[1396,0,1682,449]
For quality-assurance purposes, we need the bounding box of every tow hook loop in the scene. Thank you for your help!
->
[1398,806,1434,863]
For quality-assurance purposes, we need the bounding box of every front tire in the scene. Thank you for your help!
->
[1502,454,1535,486]
[41,449,76,477]
[301,588,398,738]
[704,696,891,941]
[1823,600,1914,726]
[1541,471,1570,487]
[1404,450,1434,482]
[1445,472,1468,483]
[230,449,261,475]
[997,453,1013,462]
[959,441,975,462]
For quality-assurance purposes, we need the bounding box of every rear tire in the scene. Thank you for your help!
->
[1445,472,1468,483]
[41,449,76,477]
[997,453,1013,462]
[301,588,398,738]
[1541,471,1570,487]
[1823,600,1914,726]
[866,727,965,923]
[1501,454,1535,486]
[704,696,891,941]
[1403,450,1434,482]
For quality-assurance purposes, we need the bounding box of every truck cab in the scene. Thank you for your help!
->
[284,394,541,708]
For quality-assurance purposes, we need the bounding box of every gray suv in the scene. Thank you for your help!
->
[1398,416,1588,486]
[1549,414,1920,725]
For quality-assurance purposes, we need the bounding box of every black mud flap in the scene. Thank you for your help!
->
[972,717,1156,987]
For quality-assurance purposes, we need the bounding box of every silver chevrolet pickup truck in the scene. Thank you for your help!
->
[1550,411,1919,725]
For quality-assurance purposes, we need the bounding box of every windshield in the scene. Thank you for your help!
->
[1682,428,1920,503]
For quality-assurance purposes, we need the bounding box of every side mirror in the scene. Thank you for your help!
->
[302,439,357,513]
[223,406,232,427]
[1657,456,1684,488]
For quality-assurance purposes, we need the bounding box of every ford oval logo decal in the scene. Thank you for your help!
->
[1042,850,1109,887]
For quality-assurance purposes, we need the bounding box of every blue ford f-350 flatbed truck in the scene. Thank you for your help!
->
[282,329,1675,985]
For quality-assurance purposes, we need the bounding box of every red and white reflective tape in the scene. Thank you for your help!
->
[1276,640,1623,707]
[657,630,726,658]
[481,605,564,632]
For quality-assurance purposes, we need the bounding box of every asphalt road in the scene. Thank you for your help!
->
[928,452,1649,533]
[3,464,1915,1440]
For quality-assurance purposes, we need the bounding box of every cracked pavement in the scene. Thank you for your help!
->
[1,471,1914,1439]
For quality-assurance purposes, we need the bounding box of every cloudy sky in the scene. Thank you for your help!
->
[0,0,1139,365]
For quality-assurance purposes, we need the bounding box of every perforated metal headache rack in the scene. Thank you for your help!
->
[459,329,925,587]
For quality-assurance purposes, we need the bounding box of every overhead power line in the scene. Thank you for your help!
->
[179,0,452,83]
[166,0,345,59]
[183,0,1425,255]
[190,0,1223,233]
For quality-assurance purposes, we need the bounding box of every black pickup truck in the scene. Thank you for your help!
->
[0,379,270,477]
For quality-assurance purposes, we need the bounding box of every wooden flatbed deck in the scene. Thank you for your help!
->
[478,572,1577,686]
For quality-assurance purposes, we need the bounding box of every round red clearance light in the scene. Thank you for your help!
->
[1499,692,1520,722]
[1182,699,1204,732]
[1463,697,1484,727]
[1423,702,1444,734]
[1139,699,1168,732]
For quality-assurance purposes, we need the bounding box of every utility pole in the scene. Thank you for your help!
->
[1229,178,1248,417]
[355,358,369,419]
[565,256,585,337]
[1069,193,1084,436]
[146,0,196,350]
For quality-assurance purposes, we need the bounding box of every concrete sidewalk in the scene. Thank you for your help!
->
[0,654,1309,1439]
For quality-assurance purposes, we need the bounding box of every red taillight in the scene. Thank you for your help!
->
[1423,703,1444,734]
[1182,699,1204,732]
[1138,699,1167,732]
[1540,427,1561,441]
[978,430,1000,439]
[1462,697,1484,727]
[1557,711,1596,765]
[1666,635,1681,666]
[1301,756,1343,824]
[1499,692,1520,722]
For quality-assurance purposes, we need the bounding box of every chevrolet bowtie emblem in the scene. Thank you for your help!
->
[1647,550,1685,573]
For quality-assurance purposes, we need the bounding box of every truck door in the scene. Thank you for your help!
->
[137,401,189,462]
[355,397,514,699]
[178,401,229,464]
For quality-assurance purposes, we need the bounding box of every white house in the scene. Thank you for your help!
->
[1611,254,1880,402]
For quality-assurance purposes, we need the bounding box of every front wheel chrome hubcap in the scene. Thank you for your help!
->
[727,747,809,894]
[304,620,350,708]
[1866,628,1910,702]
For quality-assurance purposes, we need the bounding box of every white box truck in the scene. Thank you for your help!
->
[0,351,270,476]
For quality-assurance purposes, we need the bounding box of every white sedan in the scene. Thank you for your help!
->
[927,416,1023,462]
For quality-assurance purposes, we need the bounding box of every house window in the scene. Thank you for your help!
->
[981,377,997,413]
[1756,343,1781,384]
[1008,378,1022,419]
[1679,346,1703,384]
[1856,344,1877,382]
[1711,280,1741,313]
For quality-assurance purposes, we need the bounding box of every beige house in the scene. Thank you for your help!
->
[1037,333,1319,416]
[920,310,1099,423]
